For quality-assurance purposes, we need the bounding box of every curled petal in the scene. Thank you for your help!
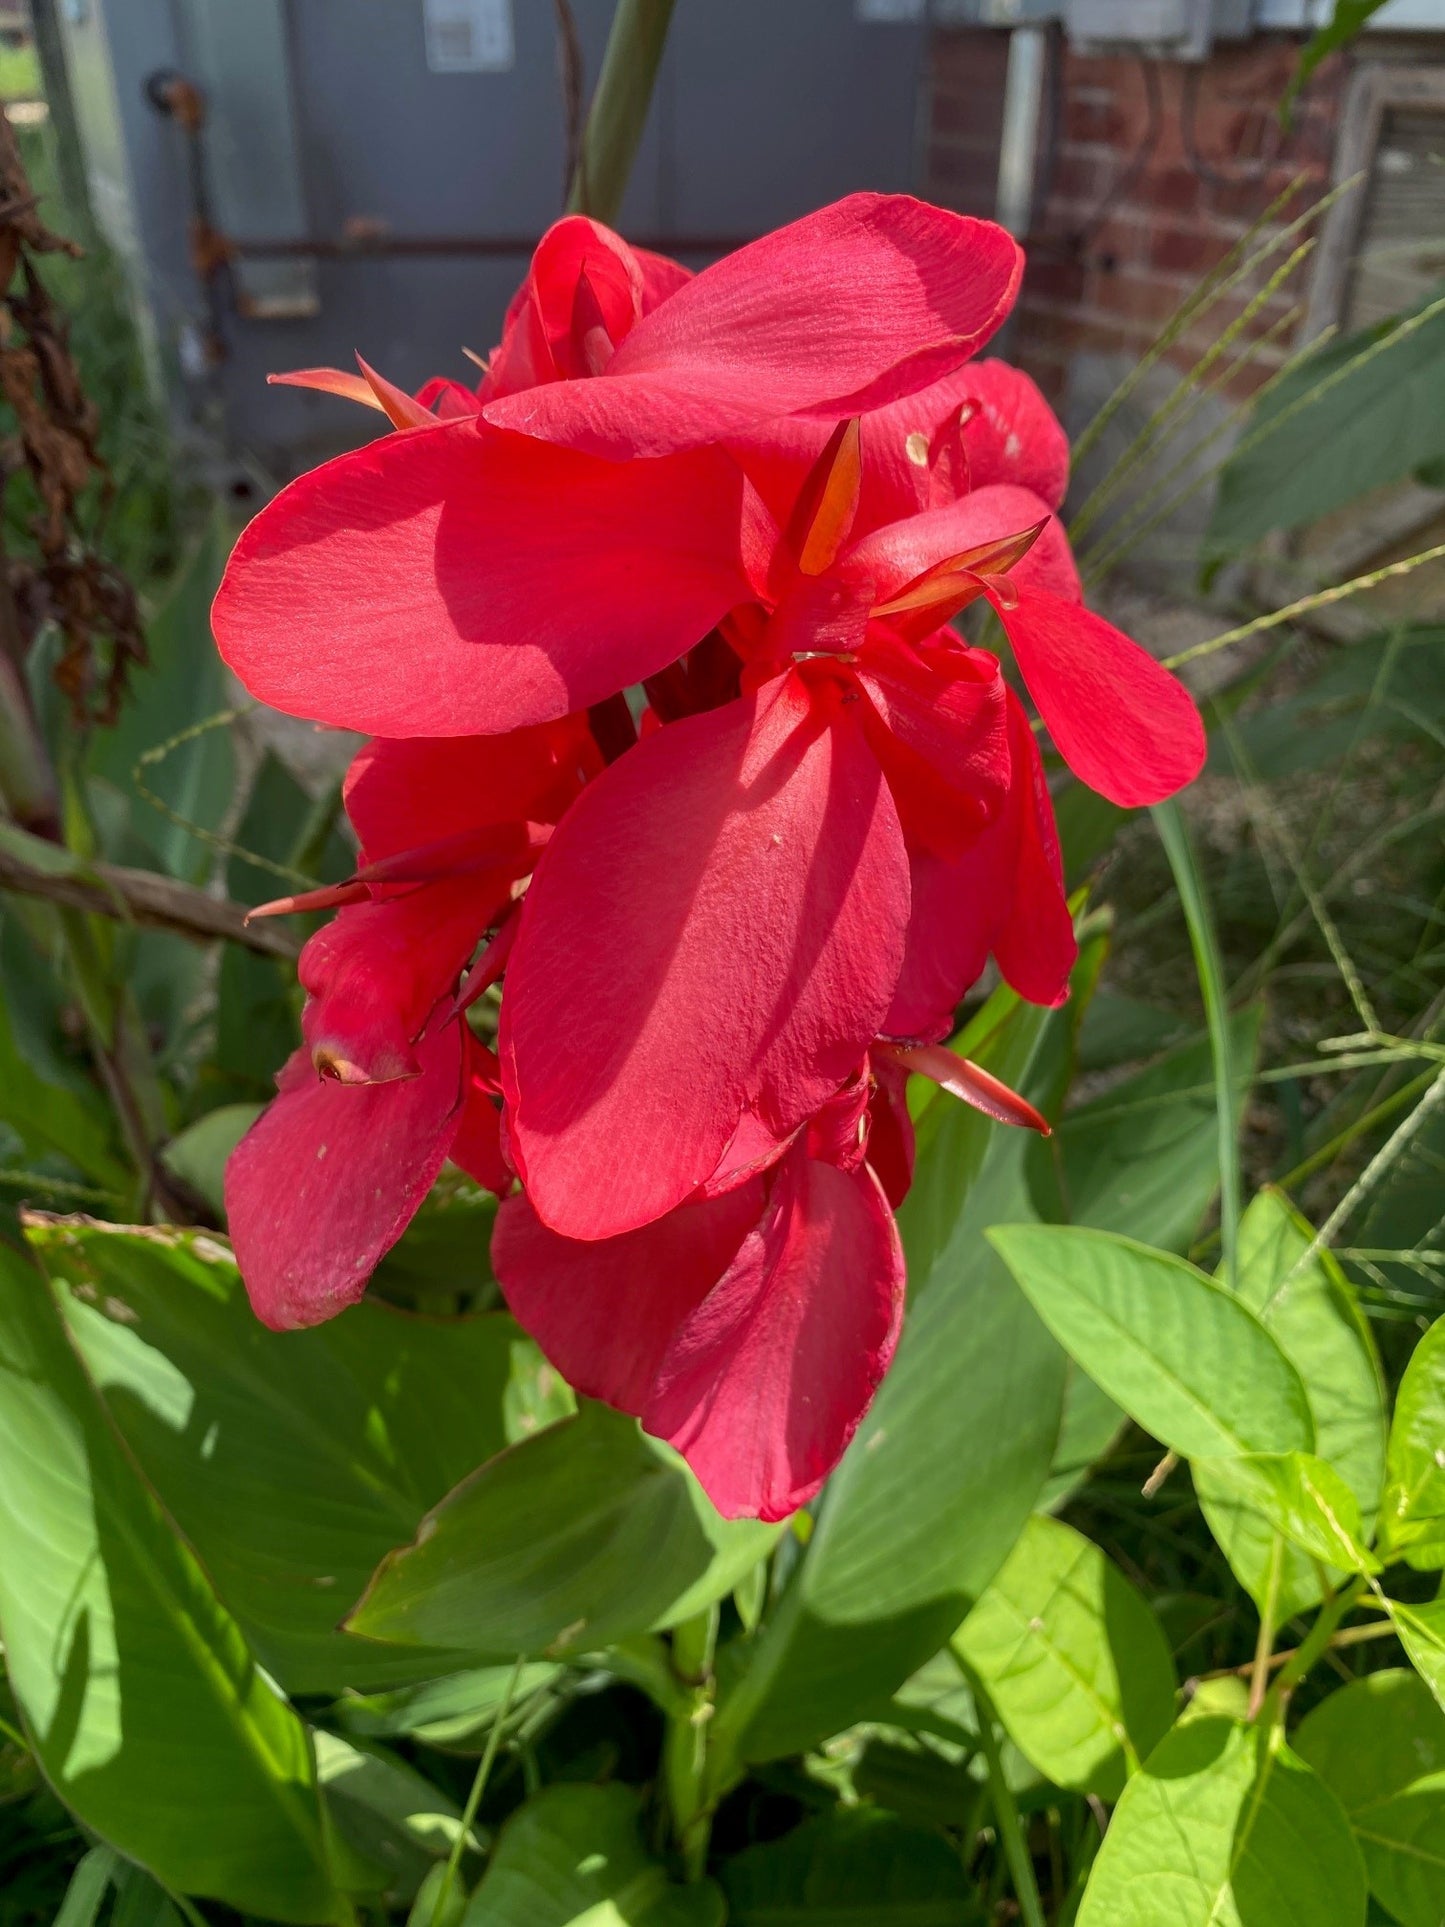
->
[988,583,1206,807]
[502,673,908,1240]
[852,484,1080,612]
[948,360,1070,509]
[493,1180,766,1416]
[644,1151,906,1521]
[213,420,749,737]
[884,1041,1051,1135]
[485,195,1022,458]
[225,1018,467,1331]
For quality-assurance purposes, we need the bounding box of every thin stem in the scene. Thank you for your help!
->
[566,0,677,225]
[953,1655,1046,1927]
[664,1605,720,1882]
[430,1653,526,1927]
[1247,1535,1285,1721]
[1259,1576,1368,1728]
[1165,540,1445,671]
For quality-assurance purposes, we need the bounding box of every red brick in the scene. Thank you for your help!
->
[1149,223,1237,276]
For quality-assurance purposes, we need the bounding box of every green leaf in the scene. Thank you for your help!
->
[31,1217,515,1692]
[1194,1453,1377,1574]
[335,1663,563,1750]
[1382,1314,1445,1563]
[712,956,1094,1767]
[1077,1718,1366,1927]
[1205,286,1445,562]
[988,1225,1313,1461]
[347,1400,777,1658]
[1297,1671,1445,1927]
[159,1103,259,1216]
[1055,1009,1263,1255]
[462,1783,722,1927]
[314,1729,467,1904]
[1388,1598,1445,1715]
[1283,2,1392,123]
[0,1244,342,1920]
[52,1848,120,1927]
[86,506,234,882]
[719,1807,982,1924]
[953,1515,1177,1798]
[1198,1189,1386,1616]
[0,980,126,1190]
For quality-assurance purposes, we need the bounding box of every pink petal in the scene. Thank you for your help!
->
[343,719,599,865]
[492,1180,765,1415]
[501,673,908,1240]
[850,484,1081,607]
[299,881,491,1084]
[213,420,748,737]
[990,584,1206,807]
[644,1151,906,1521]
[946,360,1070,509]
[226,1020,467,1331]
[484,195,1021,458]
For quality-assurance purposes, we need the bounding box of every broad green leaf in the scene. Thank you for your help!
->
[108,1867,186,1927]
[1297,1671,1445,1927]
[1045,1009,1265,1500]
[1388,1598,1445,1715]
[462,1783,722,1927]
[335,1663,563,1749]
[1382,1315,1445,1564]
[0,983,126,1190]
[314,1729,467,1905]
[719,1807,982,1924]
[1199,1189,1386,1616]
[0,1244,342,1920]
[712,946,1099,1767]
[348,1400,777,1657]
[159,1103,258,1216]
[1077,1718,1366,1927]
[52,1848,120,1927]
[953,1515,1177,1798]
[1205,287,1445,564]
[852,1735,975,1833]
[31,1217,515,1692]
[86,506,234,882]
[989,1225,1313,1461]
[1195,1453,1377,1574]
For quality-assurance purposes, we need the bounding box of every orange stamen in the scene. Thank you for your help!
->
[794,418,863,576]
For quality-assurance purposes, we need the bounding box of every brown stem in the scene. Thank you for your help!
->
[0,838,300,957]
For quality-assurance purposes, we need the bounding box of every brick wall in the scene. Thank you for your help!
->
[927,30,1346,407]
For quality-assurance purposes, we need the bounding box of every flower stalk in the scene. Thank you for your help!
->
[663,1604,719,1881]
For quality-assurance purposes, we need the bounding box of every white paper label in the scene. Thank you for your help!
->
[424,0,514,73]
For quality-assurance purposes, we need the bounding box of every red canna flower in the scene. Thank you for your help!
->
[225,715,598,1330]
[494,1040,1046,1521]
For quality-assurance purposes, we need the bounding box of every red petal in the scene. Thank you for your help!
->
[644,1151,906,1521]
[990,584,1206,807]
[945,361,1070,509]
[866,1054,916,1209]
[485,195,1021,458]
[492,1180,765,1415]
[852,484,1081,611]
[992,693,1077,1006]
[501,674,908,1240]
[449,1038,512,1194]
[299,880,491,1083]
[855,633,1009,858]
[213,421,748,736]
[885,1041,1051,1135]
[344,719,599,865]
[226,1020,466,1330]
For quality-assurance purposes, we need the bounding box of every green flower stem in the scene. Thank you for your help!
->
[430,1653,526,1927]
[1259,1575,1368,1730]
[566,0,677,226]
[954,1655,1046,1927]
[663,1604,719,1881]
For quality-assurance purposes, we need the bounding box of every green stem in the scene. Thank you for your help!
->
[954,1656,1045,1927]
[430,1653,525,1927]
[1247,1534,1285,1721]
[567,0,677,225]
[1259,1576,1367,1729]
[663,1605,719,1882]
[1154,799,1241,1283]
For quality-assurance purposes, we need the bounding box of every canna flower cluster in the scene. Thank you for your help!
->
[214,195,1205,1521]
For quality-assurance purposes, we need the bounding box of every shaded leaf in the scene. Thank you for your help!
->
[31,1217,515,1692]
[348,1400,777,1658]
[1194,1453,1376,1575]
[0,1244,342,1920]
[1297,1671,1445,1927]
[462,1783,722,1927]
[1388,1598,1445,1715]
[720,1807,981,1924]
[1382,1314,1445,1565]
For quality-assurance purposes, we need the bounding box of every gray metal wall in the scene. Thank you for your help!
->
[59,0,931,479]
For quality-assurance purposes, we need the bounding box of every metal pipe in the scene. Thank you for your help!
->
[995,24,1048,238]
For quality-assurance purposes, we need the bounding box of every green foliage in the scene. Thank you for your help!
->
[719,1808,981,1924]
